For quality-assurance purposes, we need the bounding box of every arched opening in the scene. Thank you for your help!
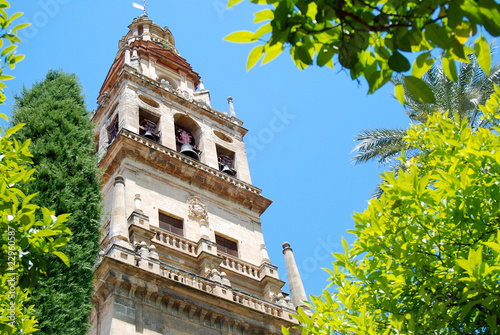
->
[216,145,236,176]
[174,114,201,160]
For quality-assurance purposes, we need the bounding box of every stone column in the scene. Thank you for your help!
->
[110,176,128,241]
[227,96,236,117]
[124,45,131,65]
[282,242,308,310]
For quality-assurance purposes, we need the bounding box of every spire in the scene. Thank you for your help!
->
[227,96,236,117]
[282,242,309,310]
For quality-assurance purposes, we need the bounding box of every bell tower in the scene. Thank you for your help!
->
[90,15,301,335]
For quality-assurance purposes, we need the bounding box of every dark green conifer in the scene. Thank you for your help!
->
[10,70,102,335]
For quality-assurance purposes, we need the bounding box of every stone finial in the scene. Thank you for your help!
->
[220,272,231,287]
[199,80,205,91]
[149,244,159,260]
[260,244,270,263]
[227,96,236,117]
[282,241,309,311]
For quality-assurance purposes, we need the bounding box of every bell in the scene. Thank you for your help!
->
[221,165,234,176]
[179,143,200,160]
[144,130,155,140]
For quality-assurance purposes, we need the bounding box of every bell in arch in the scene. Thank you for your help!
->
[144,130,155,140]
[221,165,234,175]
[179,143,200,160]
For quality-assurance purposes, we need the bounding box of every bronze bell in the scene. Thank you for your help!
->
[221,165,234,176]
[179,143,199,160]
[144,130,155,140]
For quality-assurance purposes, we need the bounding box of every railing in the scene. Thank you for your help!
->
[218,253,260,279]
[233,291,282,318]
[151,227,197,256]
[160,263,284,318]
[161,264,215,294]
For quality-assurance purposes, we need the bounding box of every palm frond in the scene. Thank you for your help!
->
[352,128,409,165]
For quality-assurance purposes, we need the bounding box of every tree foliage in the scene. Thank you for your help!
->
[0,3,72,334]
[284,87,500,334]
[226,0,500,100]
[11,70,102,335]
[353,52,500,167]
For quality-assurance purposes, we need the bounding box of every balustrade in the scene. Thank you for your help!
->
[218,253,260,279]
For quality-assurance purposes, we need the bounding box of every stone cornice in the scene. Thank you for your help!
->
[100,129,272,215]
[94,65,247,136]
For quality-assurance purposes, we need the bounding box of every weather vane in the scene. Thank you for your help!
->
[132,0,148,16]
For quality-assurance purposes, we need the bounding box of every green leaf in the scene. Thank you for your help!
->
[388,51,410,72]
[253,23,272,40]
[262,42,283,65]
[395,83,405,105]
[227,0,244,8]
[474,36,491,75]
[425,23,451,49]
[223,31,255,43]
[297,45,313,65]
[253,9,273,23]
[442,56,458,81]
[478,0,500,36]
[0,44,15,56]
[412,53,435,78]
[53,251,70,267]
[404,76,436,103]
[317,44,334,67]
[247,45,264,70]
[12,22,30,33]
[0,74,14,81]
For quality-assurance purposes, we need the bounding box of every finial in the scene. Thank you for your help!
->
[132,1,148,16]
[199,81,205,92]
[227,96,236,117]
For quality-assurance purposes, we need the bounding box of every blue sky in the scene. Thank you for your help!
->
[5,1,412,297]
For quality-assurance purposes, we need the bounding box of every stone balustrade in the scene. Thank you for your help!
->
[151,227,197,256]
[218,253,260,279]
[233,291,282,318]
[160,264,288,320]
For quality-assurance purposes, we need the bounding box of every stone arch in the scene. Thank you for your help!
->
[173,114,202,160]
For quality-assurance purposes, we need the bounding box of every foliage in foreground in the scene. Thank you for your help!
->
[0,2,71,334]
[226,0,499,101]
[11,70,102,335]
[353,51,500,168]
[284,88,500,334]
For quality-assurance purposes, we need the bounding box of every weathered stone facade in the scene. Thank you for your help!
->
[90,15,301,335]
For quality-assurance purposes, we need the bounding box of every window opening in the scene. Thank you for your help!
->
[217,146,236,176]
[215,234,238,258]
[158,212,183,236]
[175,125,200,160]
[107,116,119,144]
[139,109,160,142]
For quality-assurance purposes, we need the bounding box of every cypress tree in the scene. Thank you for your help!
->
[10,70,102,335]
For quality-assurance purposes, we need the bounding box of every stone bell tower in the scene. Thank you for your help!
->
[89,15,302,335]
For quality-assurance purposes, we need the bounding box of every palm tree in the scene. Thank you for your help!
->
[352,52,500,197]
[353,53,500,167]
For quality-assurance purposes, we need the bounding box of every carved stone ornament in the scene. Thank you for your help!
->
[187,196,208,221]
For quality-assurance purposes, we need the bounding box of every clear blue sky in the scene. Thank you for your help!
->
[5,1,412,297]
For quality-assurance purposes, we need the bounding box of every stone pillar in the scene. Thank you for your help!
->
[282,242,308,310]
[227,96,236,117]
[260,244,270,264]
[110,176,128,241]
[124,45,131,65]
